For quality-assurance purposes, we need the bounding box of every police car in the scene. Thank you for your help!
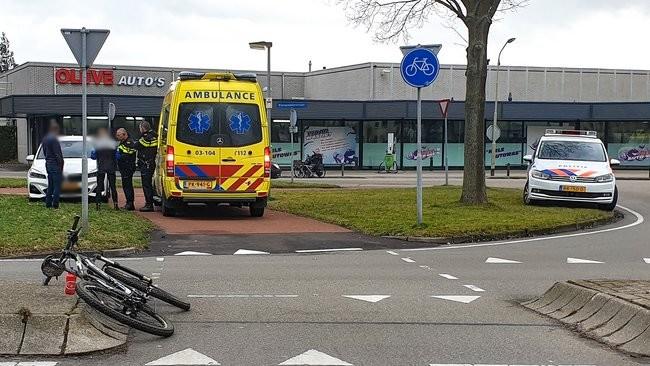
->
[523,129,619,211]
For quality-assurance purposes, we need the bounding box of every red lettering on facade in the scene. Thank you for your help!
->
[54,68,114,86]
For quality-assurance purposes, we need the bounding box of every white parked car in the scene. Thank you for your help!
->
[523,129,619,211]
[27,136,102,200]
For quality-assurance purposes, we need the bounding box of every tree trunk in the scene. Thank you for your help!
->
[460,14,491,204]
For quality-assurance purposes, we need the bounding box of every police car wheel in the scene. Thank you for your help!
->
[598,187,618,211]
[161,196,176,217]
[523,181,536,205]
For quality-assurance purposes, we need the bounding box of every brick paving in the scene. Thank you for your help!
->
[570,279,650,310]
[0,187,349,235]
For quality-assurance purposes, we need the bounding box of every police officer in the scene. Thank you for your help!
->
[134,121,158,212]
[91,128,119,210]
[115,128,137,211]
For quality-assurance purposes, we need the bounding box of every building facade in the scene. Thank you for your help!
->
[1,61,649,168]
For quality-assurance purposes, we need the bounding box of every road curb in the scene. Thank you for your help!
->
[522,281,650,357]
[381,210,622,246]
[101,247,139,257]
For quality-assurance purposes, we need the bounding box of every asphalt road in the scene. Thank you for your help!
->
[1,179,649,365]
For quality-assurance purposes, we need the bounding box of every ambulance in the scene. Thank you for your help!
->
[154,72,271,217]
[523,129,619,211]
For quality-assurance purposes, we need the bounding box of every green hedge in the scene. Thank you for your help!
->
[0,126,17,162]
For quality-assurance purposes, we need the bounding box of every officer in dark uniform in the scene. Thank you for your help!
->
[91,128,119,210]
[134,121,158,212]
[115,128,137,211]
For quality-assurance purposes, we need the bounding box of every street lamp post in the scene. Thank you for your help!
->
[249,41,273,139]
[490,37,516,177]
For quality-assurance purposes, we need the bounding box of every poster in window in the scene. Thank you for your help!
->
[303,126,357,165]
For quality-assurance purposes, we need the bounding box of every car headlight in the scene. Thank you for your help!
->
[29,171,47,179]
[595,173,614,183]
[531,169,551,180]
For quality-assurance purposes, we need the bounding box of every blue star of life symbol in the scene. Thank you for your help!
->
[188,111,211,134]
[229,112,252,135]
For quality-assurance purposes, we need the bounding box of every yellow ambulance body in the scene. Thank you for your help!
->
[155,72,271,217]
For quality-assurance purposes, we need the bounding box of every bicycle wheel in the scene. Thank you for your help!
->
[405,64,417,77]
[76,280,174,337]
[104,266,190,311]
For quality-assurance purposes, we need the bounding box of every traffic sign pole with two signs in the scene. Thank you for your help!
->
[400,45,441,225]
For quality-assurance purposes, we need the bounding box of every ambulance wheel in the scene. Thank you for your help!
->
[598,187,618,211]
[161,196,176,217]
[250,202,265,217]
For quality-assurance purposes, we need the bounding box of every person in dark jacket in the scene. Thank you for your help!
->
[42,121,64,209]
[91,128,119,210]
[134,121,158,212]
[115,128,137,211]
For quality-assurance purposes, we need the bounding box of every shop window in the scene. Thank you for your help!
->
[301,120,359,166]
[578,122,606,141]
[606,121,650,167]
[362,120,400,167]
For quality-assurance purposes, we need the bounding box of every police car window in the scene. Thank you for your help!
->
[537,141,607,162]
[36,141,92,159]
[176,103,262,147]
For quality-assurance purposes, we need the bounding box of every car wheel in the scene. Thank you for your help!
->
[598,187,618,211]
[161,195,176,217]
[250,200,266,217]
[523,181,535,205]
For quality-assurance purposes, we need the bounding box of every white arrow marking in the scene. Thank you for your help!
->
[386,250,399,255]
[485,257,521,264]
[174,251,212,256]
[567,257,604,264]
[431,295,481,304]
[644,258,650,264]
[146,348,220,365]
[343,295,391,303]
[438,273,458,280]
[463,285,485,292]
[279,349,352,365]
[401,257,415,263]
[234,249,270,255]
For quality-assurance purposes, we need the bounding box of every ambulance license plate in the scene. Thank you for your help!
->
[183,180,213,190]
[561,185,587,193]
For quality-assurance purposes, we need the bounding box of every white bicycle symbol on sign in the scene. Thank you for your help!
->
[404,57,436,77]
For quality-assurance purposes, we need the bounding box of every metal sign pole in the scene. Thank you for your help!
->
[81,30,89,230]
[290,131,294,183]
[416,87,423,225]
[444,111,449,186]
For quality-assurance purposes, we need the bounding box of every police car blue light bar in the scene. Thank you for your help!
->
[545,129,598,138]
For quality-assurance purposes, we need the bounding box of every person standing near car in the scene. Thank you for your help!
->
[91,128,119,210]
[42,121,64,209]
[115,128,137,211]
[134,121,158,212]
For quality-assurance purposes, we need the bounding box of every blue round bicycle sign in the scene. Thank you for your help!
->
[400,48,440,88]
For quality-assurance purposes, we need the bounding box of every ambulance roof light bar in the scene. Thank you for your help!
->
[545,129,598,138]
[177,71,257,82]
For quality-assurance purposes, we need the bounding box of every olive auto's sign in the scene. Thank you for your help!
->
[55,68,166,87]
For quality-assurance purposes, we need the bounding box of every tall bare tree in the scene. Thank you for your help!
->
[0,32,17,73]
[342,0,524,204]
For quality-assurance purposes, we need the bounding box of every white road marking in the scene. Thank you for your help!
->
[156,257,165,262]
[174,251,212,256]
[429,364,595,366]
[432,295,481,304]
[234,249,270,255]
[463,285,485,292]
[403,205,644,251]
[279,349,352,365]
[151,272,161,276]
[485,257,521,264]
[146,348,220,365]
[567,257,604,264]
[295,248,362,253]
[438,274,458,280]
[187,294,298,298]
[644,258,650,264]
[343,295,391,303]
[401,257,416,263]
[187,295,217,298]
[386,250,399,255]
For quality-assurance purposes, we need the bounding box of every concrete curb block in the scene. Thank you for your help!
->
[522,281,650,357]
[101,247,138,257]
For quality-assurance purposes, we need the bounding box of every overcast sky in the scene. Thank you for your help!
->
[1,0,649,72]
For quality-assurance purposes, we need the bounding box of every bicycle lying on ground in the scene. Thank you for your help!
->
[41,215,190,337]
